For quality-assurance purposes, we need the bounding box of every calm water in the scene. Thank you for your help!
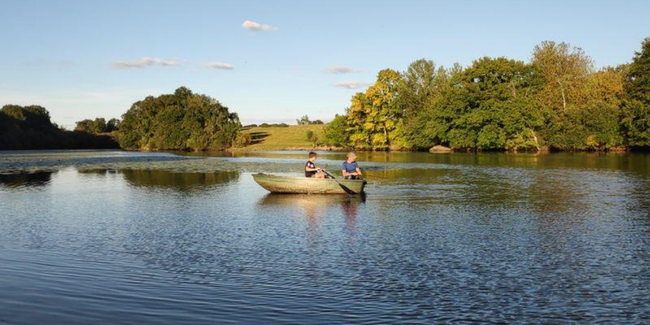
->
[1,150,649,324]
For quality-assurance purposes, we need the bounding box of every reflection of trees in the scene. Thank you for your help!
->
[0,172,53,188]
[120,169,239,192]
[78,169,240,192]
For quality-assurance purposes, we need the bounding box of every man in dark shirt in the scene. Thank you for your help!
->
[341,152,362,179]
[305,152,326,178]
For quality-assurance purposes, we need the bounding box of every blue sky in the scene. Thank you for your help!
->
[1,0,649,127]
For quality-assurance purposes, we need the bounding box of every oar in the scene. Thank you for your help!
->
[322,170,357,195]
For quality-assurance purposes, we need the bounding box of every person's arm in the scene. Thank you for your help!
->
[305,163,320,172]
[355,167,362,176]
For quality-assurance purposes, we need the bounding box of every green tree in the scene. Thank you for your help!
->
[107,118,120,132]
[345,69,403,150]
[75,118,107,134]
[323,114,350,147]
[398,59,442,149]
[297,115,311,125]
[346,92,371,148]
[625,37,650,104]
[622,37,650,147]
[336,38,648,152]
[305,130,319,147]
[118,87,241,151]
[405,63,465,150]
[531,41,593,112]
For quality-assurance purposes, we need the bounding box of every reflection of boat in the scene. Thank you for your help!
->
[260,193,366,206]
[253,173,366,194]
[259,193,365,225]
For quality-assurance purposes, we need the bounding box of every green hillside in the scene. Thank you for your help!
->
[237,125,325,151]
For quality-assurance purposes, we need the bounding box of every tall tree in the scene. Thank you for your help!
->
[322,114,350,147]
[364,69,402,149]
[398,59,437,117]
[346,92,371,148]
[625,37,650,104]
[398,59,446,149]
[622,37,650,146]
[532,41,593,111]
[451,57,541,150]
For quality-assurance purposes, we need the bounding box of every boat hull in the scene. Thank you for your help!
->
[253,173,366,194]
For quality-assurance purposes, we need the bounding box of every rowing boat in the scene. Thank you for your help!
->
[253,173,366,194]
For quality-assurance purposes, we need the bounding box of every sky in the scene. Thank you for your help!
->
[1,0,649,128]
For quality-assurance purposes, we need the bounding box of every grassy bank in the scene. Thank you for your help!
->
[236,125,326,151]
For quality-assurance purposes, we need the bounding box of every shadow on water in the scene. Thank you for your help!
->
[0,171,53,188]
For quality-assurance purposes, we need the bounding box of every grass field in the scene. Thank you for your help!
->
[236,125,326,151]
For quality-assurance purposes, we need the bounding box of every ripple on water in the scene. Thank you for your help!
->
[0,151,649,324]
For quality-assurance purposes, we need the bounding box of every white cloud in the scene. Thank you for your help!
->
[112,57,180,69]
[325,65,363,74]
[242,20,278,31]
[204,62,234,70]
[334,81,371,89]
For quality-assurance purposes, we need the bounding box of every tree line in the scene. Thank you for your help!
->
[0,105,118,150]
[324,38,650,151]
[1,87,242,151]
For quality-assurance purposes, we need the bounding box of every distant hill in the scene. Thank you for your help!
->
[236,125,326,151]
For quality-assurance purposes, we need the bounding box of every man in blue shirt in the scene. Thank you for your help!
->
[341,152,362,179]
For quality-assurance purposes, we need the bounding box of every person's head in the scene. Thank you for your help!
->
[346,152,357,162]
[309,151,318,162]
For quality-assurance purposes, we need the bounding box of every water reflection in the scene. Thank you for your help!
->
[1,151,650,324]
[259,193,365,223]
[0,171,53,188]
[79,169,240,192]
[121,169,239,191]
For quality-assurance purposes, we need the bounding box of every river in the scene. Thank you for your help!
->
[1,150,649,324]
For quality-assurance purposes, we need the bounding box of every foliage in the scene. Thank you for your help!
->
[346,69,403,150]
[296,115,324,125]
[625,37,650,104]
[446,57,542,150]
[531,41,593,112]
[258,123,289,127]
[233,133,252,148]
[334,38,650,151]
[622,37,650,147]
[107,118,120,132]
[322,114,349,147]
[0,105,118,150]
[305,130,319,147]
[118,87,241,151]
